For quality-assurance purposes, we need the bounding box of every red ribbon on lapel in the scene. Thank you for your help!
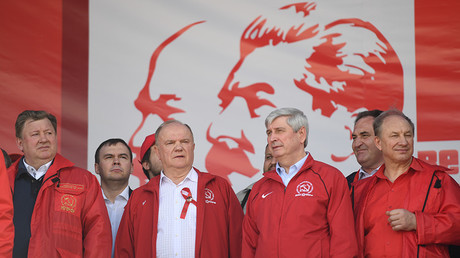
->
[180,187,197,219]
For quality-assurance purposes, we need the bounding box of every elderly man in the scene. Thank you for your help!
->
[353,109,460,257]
[242,107,358,257]
[139,133,163,180]
[237,144,276,213]
[8,110,111,257]
[347,110,384,188]
[115,120,243,258]
[95,138,134,257]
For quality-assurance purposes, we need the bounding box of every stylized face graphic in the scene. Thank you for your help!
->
[128,21,205,182]
[205,2,403,182]
[129,2,404,185]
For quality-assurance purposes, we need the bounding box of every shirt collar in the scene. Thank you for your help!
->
[160,167,198,185]
[375,157,416,180]
[358,165,381,180]
[23,158,52,180]
[276,152,309,175]
[102,185,130,202]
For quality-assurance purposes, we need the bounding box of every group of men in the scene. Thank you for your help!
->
[0,108,459,257]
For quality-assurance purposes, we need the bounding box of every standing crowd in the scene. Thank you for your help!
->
[0,108,459,257]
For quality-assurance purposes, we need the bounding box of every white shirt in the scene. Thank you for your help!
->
[23,159,52,180]
[358,165,381,180]
[156,168,198,258]
[102,186,129,258]
[276,153,309,187]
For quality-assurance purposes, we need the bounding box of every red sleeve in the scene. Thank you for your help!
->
[242,185,259,258]
[227,182,243,258]
[327,172,359,257]
[416,173,460,245]
[81,174,112,257]
[0,156,13,258]
[114,195,135,258]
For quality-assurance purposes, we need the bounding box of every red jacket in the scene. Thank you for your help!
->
[0,155,13,257]
[8,154,112,258]
[352,157,460,257]
[115,168,243,258]
[242,154,358,258]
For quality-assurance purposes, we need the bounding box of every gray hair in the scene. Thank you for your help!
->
[155,120,194,144]
[265,108,309,147]
[373,109,414,137]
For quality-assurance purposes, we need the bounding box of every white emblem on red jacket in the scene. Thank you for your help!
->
[295,181,314,197]
[204,188,216,204]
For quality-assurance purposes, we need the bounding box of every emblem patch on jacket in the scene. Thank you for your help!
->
[60,194,77,213]
[295,181,314,197]
[204,188,216,204]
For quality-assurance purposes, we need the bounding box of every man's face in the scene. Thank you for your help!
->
[142,145,163,178]
[16,118,57,168]
[155,123,195,173]
[375,115,414,164]
[263,145,276,173]
[266,116,306,164]
[95,142,133,183]
[352,116,383,171]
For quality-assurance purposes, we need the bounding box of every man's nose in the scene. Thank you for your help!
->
[352,138,362,148]
[173,142,184,151]
[113,157,121,164]
[268,133,277,143]
[38,132,48,142]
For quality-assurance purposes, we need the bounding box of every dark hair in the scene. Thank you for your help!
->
[15,110,57,138]
[354,109,383,125]
[141,148,152,179]
[1,148,12,168]
[154,120,194,145]
[373,109,414,137]
[95,138,133,164]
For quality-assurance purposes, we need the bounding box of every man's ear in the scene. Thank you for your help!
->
[94,163,100,175]
[298,126,307,145]
[375,136,382,151]
[153,145,161,161]
[142,160,150,171]
[16,138,24,152]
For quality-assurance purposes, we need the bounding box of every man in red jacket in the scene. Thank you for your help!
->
[0,153,13,257]
[242,107,358,257]
[115,120,243,258]
[353,109,460,257]
[8,110,112,258]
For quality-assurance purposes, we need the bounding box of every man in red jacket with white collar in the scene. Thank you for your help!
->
[115,120,243,258]
[242,107,358,257]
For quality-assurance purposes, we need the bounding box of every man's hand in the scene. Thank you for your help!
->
[386,209,416,231]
